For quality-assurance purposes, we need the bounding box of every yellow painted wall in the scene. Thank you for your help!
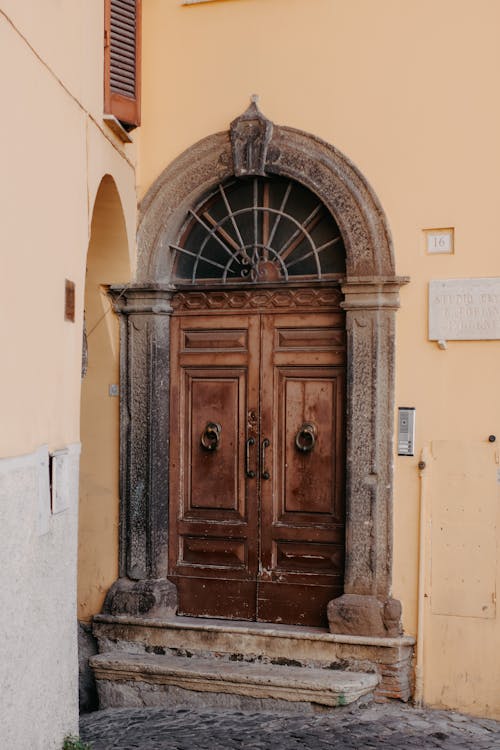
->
[0,3,137,458]
[0,9,87,458]
[138,0,500,718]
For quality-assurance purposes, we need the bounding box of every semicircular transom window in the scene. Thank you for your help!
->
[171,176,346,284]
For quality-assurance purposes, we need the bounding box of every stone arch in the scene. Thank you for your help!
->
[107,104,408,638]
[137,124,395,283]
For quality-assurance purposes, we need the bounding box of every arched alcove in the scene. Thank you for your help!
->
[78,175,131,623]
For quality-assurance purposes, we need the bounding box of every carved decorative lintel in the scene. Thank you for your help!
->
[230,95,273,176]
[171,286,343,313]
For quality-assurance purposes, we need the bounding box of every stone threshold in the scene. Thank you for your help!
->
[91,651,380,709]
[93,613,415,649]
[92,614,415,702]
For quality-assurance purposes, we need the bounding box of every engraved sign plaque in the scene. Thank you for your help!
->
[429,278,500,341]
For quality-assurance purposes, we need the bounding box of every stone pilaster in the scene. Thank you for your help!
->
[102,284,177,619]
[327,277,408,638]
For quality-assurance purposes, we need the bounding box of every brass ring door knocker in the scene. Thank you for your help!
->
[200,422,222,451]
[295,422,317,453]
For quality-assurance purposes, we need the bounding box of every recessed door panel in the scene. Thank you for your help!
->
[281,373,336,516]
[188,375,242,512]
[276,541,344,573]
[275,326,345,351]
[182,329,248,352]
[182,537,247,568]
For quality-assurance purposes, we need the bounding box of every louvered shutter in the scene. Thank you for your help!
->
[104,0,141,127]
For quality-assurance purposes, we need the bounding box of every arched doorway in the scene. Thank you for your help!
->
[168,175,347,627]
[105,102,408,638]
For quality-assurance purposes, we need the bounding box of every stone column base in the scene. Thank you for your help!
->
[327,594,402,638]
[102,578,178,619]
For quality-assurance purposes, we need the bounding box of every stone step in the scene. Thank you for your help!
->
[91,651,380,710]
[92,614,415,701]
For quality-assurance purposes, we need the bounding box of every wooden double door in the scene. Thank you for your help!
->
[169,292,346,627]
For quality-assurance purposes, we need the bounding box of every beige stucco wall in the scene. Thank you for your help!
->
[0,2,136,745]
[136,0,500,718]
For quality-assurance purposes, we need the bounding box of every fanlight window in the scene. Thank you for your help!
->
[171,176,346,284]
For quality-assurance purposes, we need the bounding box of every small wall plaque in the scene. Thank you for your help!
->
[65,279,75,322]
[424,228,454,255]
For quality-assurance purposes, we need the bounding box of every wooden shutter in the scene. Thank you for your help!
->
[104,0,141,127]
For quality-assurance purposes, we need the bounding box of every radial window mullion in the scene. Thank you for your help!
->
[171,177,346,284]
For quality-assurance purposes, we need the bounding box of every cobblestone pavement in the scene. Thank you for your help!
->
[80,702,500,750]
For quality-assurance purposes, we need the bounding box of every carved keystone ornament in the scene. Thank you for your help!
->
[230,95,273,176]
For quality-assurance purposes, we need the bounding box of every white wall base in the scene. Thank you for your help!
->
[0,444,80,749]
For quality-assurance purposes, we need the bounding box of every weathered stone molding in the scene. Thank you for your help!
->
[325,278,407,638]
[110,104,409,635]
[341,279,407,596]
[137,109,395,283]
[105,284,177,618]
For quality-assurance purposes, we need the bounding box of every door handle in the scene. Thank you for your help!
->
[260,438,270,480]
[245,437,256,478]
[200,422,222,451]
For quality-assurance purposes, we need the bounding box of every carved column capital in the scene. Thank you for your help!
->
[108,283,175,316]
[341,276,409,311]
